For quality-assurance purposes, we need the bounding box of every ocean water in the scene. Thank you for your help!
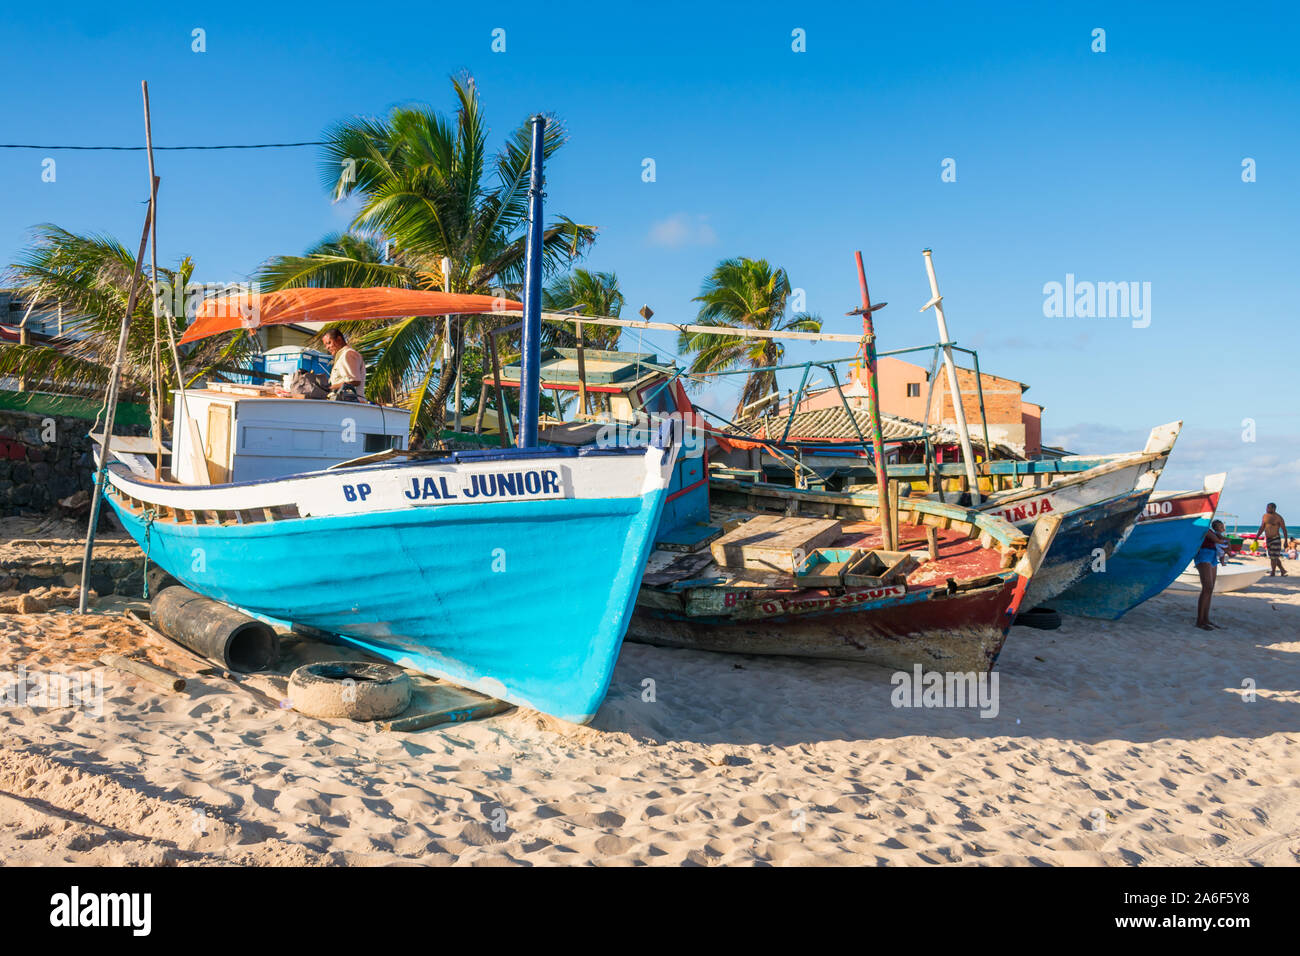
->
[1226,523,1291,536]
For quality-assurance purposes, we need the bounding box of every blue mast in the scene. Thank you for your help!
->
[518,113,546,448]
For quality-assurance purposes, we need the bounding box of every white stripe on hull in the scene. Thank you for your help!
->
[982,456,1157,530]
[106,446,671,517]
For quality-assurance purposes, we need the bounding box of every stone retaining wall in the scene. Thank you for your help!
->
[0,538,146,599]
[0,406,147,517]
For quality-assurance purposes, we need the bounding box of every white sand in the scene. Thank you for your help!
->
[1,568,1297,866]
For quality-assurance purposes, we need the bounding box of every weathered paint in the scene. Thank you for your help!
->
[631,575,1022,674]
[101,444,674,724]
[1053,482,1222,620]
[1020,488,1153,609]
[633,477,1046,672]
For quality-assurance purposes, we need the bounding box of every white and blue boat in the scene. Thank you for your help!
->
[98,436,674,723]
[1054,473,1227,618]
[972,422,1181,607]
[88,115,678,724]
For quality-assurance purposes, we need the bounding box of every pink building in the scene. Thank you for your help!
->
[797,356,1043,458]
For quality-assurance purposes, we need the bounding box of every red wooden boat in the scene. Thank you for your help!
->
[630,478,1060,673]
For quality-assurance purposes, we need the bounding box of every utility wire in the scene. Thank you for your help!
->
[0,141,324,151]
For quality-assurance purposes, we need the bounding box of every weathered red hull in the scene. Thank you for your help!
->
[629,573,1027,674]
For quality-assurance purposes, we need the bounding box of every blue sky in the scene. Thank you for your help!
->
[2,1,1296,520]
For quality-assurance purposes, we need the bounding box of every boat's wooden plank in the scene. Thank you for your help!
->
[378,683,510,732]
[643,550,717,586]
[710,514,842,573]
[654,523,723,553]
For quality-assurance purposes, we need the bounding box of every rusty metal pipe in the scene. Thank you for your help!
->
[149,586,279,672]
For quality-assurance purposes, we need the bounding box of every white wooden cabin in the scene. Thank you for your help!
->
[171,385,409,485]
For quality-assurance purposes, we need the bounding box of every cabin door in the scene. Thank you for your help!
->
[204,404,233,483]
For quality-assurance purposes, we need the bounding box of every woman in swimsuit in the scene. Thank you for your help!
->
[1195,519,1228,631]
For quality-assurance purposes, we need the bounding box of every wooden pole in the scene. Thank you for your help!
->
[142,82,204,485]
[488,326,510,449]
[920,249,981,505]
[15,297,39,392]
[101,653,186,693]
[926,525,939,562]
[444,257,463,434]
[519,310,864,344]
[143,82,165,478]
[852,251,895,551]
[889,479,901,553]
[15,326,27,392]
[453,316,463,432]
[78,202,154,614]
[473,382,488,434]
[575,319,589,416]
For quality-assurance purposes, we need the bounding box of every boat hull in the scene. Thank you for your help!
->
[1169,562,1270,594]
[102,446,672,723]
[630,575,1025,674]
[1052,483,1222,619]
[1020,488,1153,609]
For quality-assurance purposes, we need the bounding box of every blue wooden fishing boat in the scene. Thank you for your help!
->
[1051,474,1226,620]
[99,441,673,722]
[971,422,1180,608]
[88,116,678,724]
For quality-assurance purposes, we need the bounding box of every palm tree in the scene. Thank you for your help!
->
[258,72,597,433]
[678,257,821,417]
[542,268,624,349]
[0,225,258,405]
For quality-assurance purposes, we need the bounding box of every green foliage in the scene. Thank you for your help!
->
[677,257,821,417]
[257,72,597,434]
[0,225,258,407]
[542,268,624,349]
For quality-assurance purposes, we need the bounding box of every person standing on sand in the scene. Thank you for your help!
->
[1257,503,1289,577]
[1194,520,1229,631]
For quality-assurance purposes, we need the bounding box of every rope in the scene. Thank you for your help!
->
[0,141,324,151]
[141,509,157,599]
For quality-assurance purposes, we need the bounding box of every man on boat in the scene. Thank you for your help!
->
[1257,503,1289,576]
[323,329,366,400]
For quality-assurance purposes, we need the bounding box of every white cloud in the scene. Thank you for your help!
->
[1046,421,1300,524]
[646,213,717,248]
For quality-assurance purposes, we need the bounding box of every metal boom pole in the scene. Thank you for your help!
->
[517,115,546,448]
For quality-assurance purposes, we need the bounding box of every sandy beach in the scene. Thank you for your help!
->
[1,556,1296,867]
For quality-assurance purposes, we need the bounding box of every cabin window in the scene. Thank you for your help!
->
[364,433,401,452]
[906,383,921,398]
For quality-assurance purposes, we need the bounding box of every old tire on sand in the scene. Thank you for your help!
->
[288,661,412,720]
[1013,606,1062,630]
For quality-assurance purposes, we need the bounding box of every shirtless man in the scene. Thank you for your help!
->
[1257,503,1289,576]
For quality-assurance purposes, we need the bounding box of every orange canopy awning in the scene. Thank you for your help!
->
[178,287,523,345]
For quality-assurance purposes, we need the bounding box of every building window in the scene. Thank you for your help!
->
[906,383,921,398]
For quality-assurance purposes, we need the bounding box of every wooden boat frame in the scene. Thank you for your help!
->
[631,477,1061,673]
